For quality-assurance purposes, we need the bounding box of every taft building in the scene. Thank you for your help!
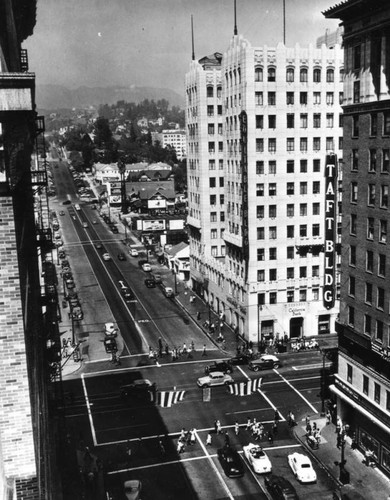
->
[325,0,390,477]
[186,31,343,344]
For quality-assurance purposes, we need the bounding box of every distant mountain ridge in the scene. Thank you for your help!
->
[35,84,185,112]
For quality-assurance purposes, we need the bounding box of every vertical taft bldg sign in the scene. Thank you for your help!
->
[240,111,249,278]
[323,154,337,309]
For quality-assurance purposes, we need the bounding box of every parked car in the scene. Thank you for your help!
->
[264,474,299,500]
[228,354,251,365]
[144,278,156,288]
[61,259,70,268]
[243,443,272,474]
[287,452,317,483]
[138,259,148,268]
[65,279,75,290]
[110,225,119,234]
[58,250,66,259]
[161,284,174,298]
[205,361,233,375]
[248,354,280,372]
[103,337,117,353]
[102,253,111,261]
[124,479,142,500]
[59,210,65,216]
[62,200,71,205]
[70,305,83,320]
[117,252,126,261]
[151,273,162,284]
[197,371,234,388]
[104,322,117,337]
[217,445,244,478]
[129,248,139,257]
[92,219,97,224]
[142,263,152,272]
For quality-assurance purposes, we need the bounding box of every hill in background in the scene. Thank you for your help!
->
[35,84,185,112]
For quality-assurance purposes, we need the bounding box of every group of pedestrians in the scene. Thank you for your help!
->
[177,428,197,453]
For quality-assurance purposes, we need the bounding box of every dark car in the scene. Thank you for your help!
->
[117,252,126,261]
[61,259,70,268]
[120,379,155,400]
[248,354,281,372]
[264,474,299,500]
[120,287,134,301]
[205,361,233,375]
[228,354,251,365]
[110,225,119,234]
[144,278,156,288]
[103,337,117,353]
[217,445,244,478]
[62,200,71,205]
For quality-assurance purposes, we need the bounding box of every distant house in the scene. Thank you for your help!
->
[126,180,176,213]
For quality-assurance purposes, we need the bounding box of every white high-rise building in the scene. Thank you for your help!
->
[186,34,344,345]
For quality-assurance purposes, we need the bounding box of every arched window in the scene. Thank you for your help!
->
[255,66,263,82]
[300,67,308,82]
[268,67,276,82]
[313,68,321,83]
[286,67,294,82]
[326,68,334,82]
[206,86,214,98]
[216,85,222,98]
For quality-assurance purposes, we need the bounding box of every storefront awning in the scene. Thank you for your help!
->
[330,384,390,435]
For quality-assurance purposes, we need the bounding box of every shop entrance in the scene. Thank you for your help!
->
[290,317,303,338]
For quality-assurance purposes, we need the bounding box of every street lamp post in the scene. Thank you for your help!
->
[321,349,327,416]
[172,268,177,295]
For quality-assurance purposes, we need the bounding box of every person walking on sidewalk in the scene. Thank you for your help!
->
[235,421,240,436]
[206,433,212,446]
[202,344,207,356]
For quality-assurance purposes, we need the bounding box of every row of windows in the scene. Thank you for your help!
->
[258,288,321,305]
[349,215,388,243]
[350,182,388,208]
[255,137,340,153]
[255,113,341,129]
[257,265,320,279]
[349,247,386,278]
[254,66,343,83]
[352,112,390,136]
[256,181,321,196]
[209,177,224,188]
[256,159,322,174]
[351,149,390,173]
[349,277,386,312]
[346,363,390,408]
[257,224,321,239]
[253,91,339,106]
[256,203,321,218]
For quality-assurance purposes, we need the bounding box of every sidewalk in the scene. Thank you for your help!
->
[293,415,390,498]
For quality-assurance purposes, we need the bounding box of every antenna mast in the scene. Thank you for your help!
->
[234,0,238,35]
[191,15,195,61]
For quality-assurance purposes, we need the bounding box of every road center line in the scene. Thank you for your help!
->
[81,373,98,446]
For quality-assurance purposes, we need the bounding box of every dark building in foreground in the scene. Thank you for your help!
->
[0,1,60,498]
[325,0,390,477]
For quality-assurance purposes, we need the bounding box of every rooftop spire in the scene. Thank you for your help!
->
[191,15,195,61]
[234,0,238,35]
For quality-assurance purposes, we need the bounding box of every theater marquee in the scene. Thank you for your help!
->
[323,154,337,309]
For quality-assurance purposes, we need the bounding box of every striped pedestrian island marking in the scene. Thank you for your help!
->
[229,378,262,396]
[152,390,186,407]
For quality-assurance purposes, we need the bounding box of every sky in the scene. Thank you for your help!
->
[25,0,341,97]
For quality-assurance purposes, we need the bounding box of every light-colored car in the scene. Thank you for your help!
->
[104,322,117,337]
[142,262,152,272]
[288,452,317,483]
[243,443,272,474]
[124,479,142,500]
[197,371,234,388]
[82,222,88,228]
[102,253,111,261]
[129,248,139,257]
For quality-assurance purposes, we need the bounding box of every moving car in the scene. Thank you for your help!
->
[243,443,272,474]
[248,354,280,372]
[151,273,162,284]
[129,248,139,257]
[288,452,317,483]
[142,262,152,272]
[82,222,88,228]
[118,280,134,301]
[94,243,103,250]
[62,200,71,205]
[264,474,299,500]
[217,445,244,478]
[229,354,251,365]
[117,252,126,261]
[124,479,142,500]
[59,210,65,216]
[144,278,156,288]
[121,379,155,400]
[162,284,174,298]
[92,219,97,224]
[197,371,234,388]
[110,225,119,233]
[102,253,111,261]
[205,361,233,375]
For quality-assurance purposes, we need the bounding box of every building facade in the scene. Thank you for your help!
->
[325,0,390,478]
[161,129,187,160]
[0,1,60,498]
[186,35,343,344]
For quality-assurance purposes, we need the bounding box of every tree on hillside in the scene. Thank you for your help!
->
[94,117,113,148]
